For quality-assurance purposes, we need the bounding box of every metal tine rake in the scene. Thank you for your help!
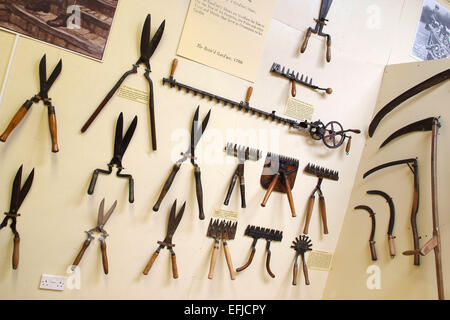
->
[207,218,237,280]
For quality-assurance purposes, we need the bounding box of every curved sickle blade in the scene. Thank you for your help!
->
[140,14,151,60]
[146,19,165,59]
[368,68,450,137]
[367,190,395,236]
[379,117,435,149]
[363,158,417,179]
[354,205,376,241]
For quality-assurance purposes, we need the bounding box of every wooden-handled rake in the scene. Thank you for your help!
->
[291,235,313,285]
[207,218,237,280]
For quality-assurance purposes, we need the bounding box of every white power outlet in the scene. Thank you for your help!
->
[39,274,67,291]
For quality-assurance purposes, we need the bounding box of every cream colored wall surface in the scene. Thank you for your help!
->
[0,0,431,300]
[324,58,450,300]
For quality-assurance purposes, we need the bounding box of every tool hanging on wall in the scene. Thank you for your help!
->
[87,113,137,203]
[379,117,444,300]
[354,205,377,261]
[81,14,165,151]
[363,158,420,266]
[300,0,333,63]
[303,163,339,235]
[368,68,449,137]
[291,235,313,285]
[270,63,332,97]
[0,54,61,153]
[153,106,211,220]
[206,218,237,280]
[162,59,360,153]
[260,153,299,217]
[367,190,396,258]
[236,225,283,278]
[71,199,117,274]
[223,143,262,208]
[143,200,186,279]
[0,165,34,269]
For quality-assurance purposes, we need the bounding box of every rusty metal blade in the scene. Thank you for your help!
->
[379,117,435,149]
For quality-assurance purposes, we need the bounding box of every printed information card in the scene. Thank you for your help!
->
[177,0,277,82]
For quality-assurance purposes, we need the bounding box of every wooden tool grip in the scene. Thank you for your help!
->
[245,87,253,104]
[369,240,377,261]
[236,248,255,272]
[223,242,235,280]
[224,174,238,206]
[171,253,179,279]
[73,240,91,268]
[266,251,275,278]
[292,264,298,286]
[301,255,310,285]
[100,241,109,275]
[291,81,296,97]
[284,176,296,217]
[170,59,178,77]
[300,28,312,53]
[388,235,396,258]
[0,104,31,142]
[326,37,332,63]
[303,195,315,234]
[208,240,220,279]
[12,236,20,270]
[239,179,246,208]
[345,137,352,155]
[194,168,205,220]
[319,196,329,234]
[143,251,159,275]
[153,163,181,212]
[47,107,59,153]
[128,178,135,203]
[261,175,279,207]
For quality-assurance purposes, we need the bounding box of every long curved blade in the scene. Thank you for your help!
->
[367,190,395,236]
[354,205,376,241]
[379,117,435,148]
[9,166,23,212]
[319,0,333,19]
[190,106,200,163]
[102,200,117,226]
[140,14,151,60]
[45,59,62,91]
[17,168,34,210]
[147,19,165,59]
[39,55,47,94]
[118,115,138,157]
[368,68,450,137]
[114,113,124,156]
[363,158,417,179]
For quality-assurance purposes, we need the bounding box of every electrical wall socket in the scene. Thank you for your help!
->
[39,274,67,291]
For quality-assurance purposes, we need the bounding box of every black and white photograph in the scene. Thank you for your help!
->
[411,0,450,60]
[0,0,119,60]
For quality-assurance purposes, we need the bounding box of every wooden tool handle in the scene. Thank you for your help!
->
[143,251,159,275]
[224,174,238,206]
[153,163,181,211]
[319,195,329,234]
[239,178,246,208]
[326,37,332,63]
[291,81,296,97]
[0,102,32,142]
[208,240,220,279]
[170,59,178,77]
[72,239,91,268]
[284,174,296,217]
[245,87,253,104]
[300,28,312,53]
[345,136,352,155]
[303,195,315,234]
[87,170,99,195]
[223,241,235,280]
[388,235,396,258]
[12,236,20,270]
[128,178,135,203]
[100,241,109,275]
[326,88,333,95]
[369,240,377,261]
[236,248,255,272]
[292,263,298,286]
[194,168,205,220]
[171,253,179,279]
[301,255,310,285]
[266,251,275,278]
[261,175,279,207]
[47,106,59,153]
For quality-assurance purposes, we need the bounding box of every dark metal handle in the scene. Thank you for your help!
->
[266,250,275,278]
[194,168,205,220]
[47,106,59,153]
[12,235,20,270]
[236,247,255,272]
[128,177,134,203]
[81,66,138,133]
[224,174,238,206]
[100,241,109,274]
[72,239,91,269]
[239,177,246,208]
[0,101,32,142]
[144,70,157,151]
[88,170,99,195]
[153,163,181,212]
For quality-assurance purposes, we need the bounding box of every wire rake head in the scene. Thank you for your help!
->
[225,143,262,162]
[291,235,313,254]
[207,218,237,240]
[244,225,283,242]
[304,163,339,181]
[266,152,299,170]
